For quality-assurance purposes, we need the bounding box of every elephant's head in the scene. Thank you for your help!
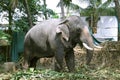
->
[56,15,102,50]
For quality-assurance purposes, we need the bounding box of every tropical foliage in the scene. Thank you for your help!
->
[0,30,11,45]
[0,0,56,31]
[59,0,117,33]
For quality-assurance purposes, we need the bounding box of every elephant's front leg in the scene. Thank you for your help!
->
[86,49,93,65]
[54,44,65,72]
[65,49,75,72]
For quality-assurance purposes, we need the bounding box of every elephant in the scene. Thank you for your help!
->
[23,15,101,72]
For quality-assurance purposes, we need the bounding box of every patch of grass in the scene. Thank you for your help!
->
[0,67,116,80]
[11,69,89,80]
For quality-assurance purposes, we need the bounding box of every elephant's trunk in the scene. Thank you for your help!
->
[81,26,102,51]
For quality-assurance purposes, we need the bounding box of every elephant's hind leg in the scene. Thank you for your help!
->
[23,49,31,69]
[29,57,39,69]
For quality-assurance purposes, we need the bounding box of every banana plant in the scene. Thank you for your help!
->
[80,0,115,33]
[57,0,115,33]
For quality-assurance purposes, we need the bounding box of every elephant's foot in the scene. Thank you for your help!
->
[22,62,29,70]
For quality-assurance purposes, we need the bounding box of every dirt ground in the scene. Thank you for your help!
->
[37,41,120,70]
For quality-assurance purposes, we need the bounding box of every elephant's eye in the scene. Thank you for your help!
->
[62,37,66,41]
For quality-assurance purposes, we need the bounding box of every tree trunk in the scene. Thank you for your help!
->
[114,0,120,41]
[93,13,99,33]
[91,9,99,34]
[43,0,47,20]
[8,8,12,31]
[7,8,13,61]
[24,0,33,28]
[114,0,120,21]
[60,0,65,18]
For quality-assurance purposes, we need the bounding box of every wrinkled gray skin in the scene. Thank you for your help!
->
[23,15,94,72]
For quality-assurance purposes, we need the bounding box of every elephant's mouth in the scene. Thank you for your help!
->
[83,43,102,50]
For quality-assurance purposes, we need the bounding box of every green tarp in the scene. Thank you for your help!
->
[11,32,25,62]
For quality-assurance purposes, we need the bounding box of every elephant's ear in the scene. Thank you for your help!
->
[59,19,69,25]
[56,23,69,41]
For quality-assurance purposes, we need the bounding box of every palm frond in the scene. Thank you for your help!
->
[98,0,113,8]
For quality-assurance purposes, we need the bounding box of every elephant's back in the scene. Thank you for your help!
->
[26,19,60,36]
[24,19,61,50]
[31,19,60,32]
